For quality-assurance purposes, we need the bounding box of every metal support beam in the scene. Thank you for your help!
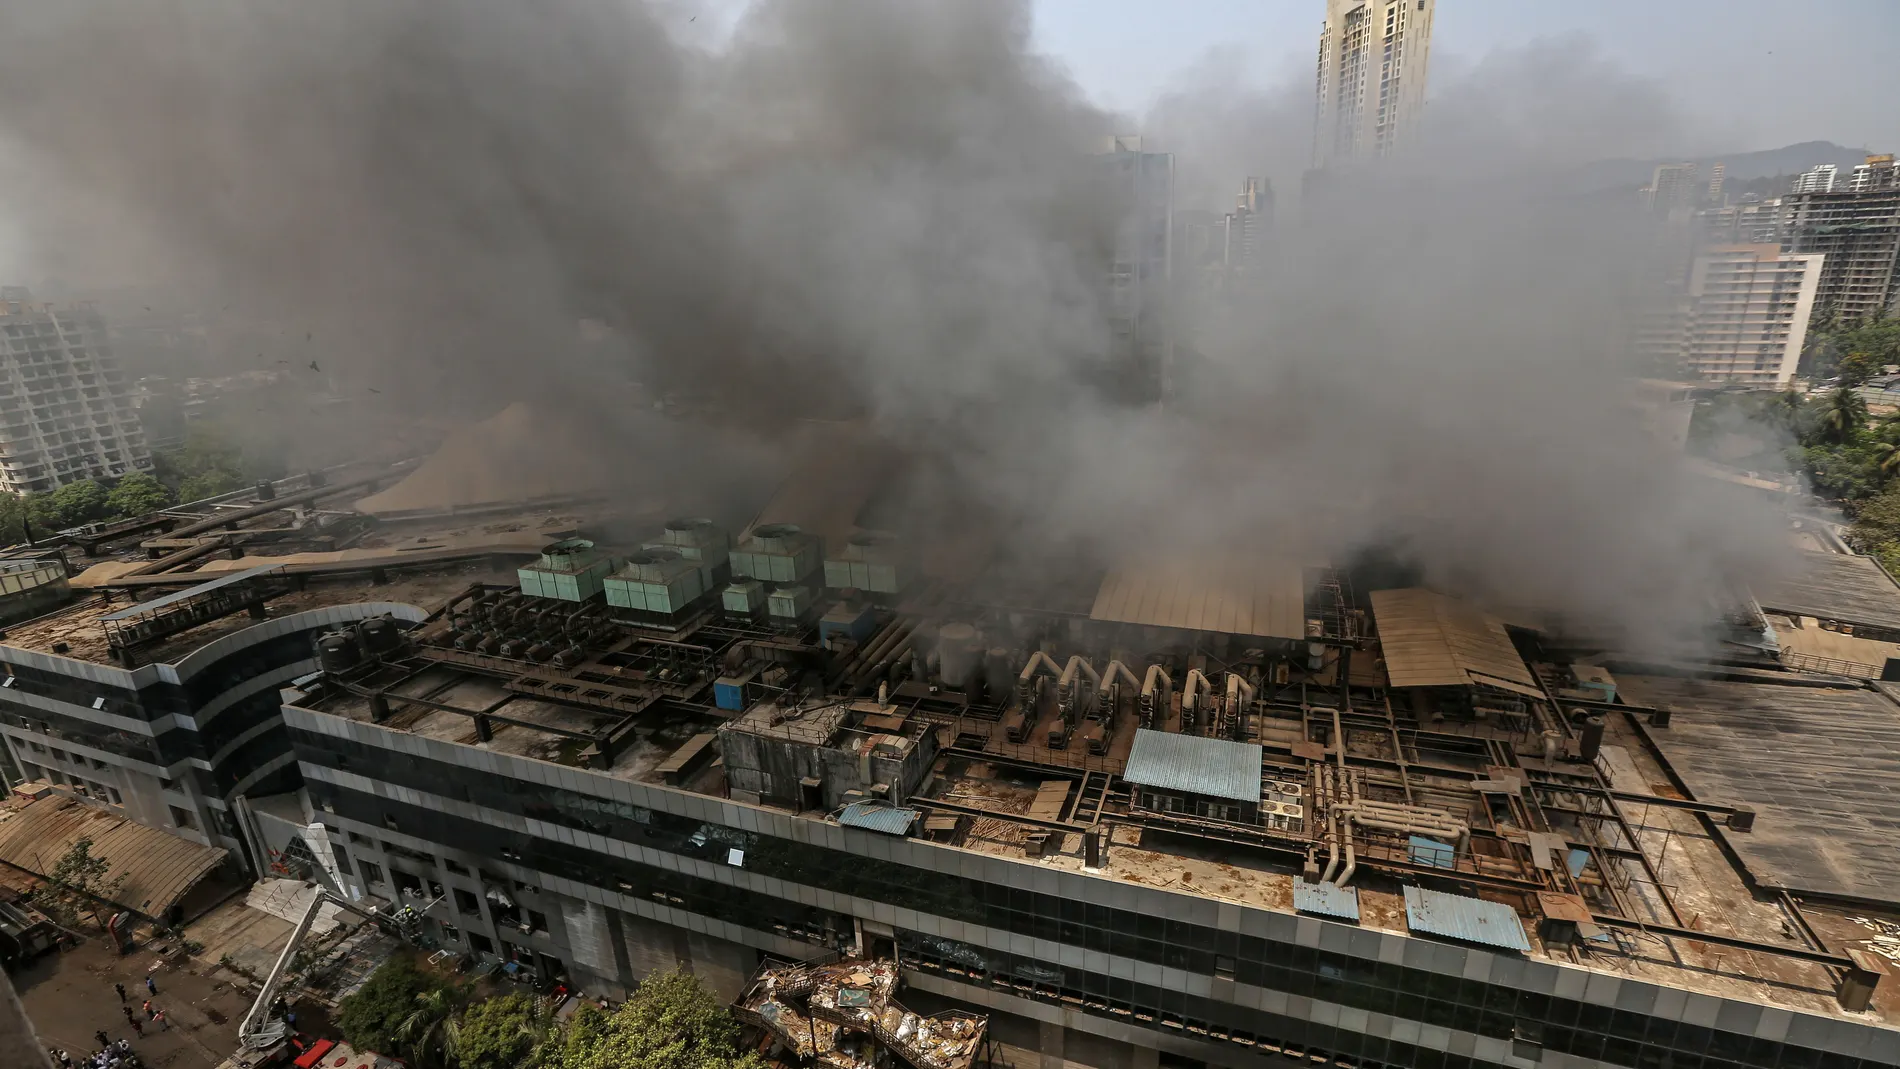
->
[1589,914,1854,971]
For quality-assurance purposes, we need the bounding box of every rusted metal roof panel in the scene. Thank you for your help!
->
[0,796,226,918]
[1403,884,1531,952]
[1091,556,1308,641]
[1370,588,1535,690]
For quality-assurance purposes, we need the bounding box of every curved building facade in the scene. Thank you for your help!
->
[0,602,425,862]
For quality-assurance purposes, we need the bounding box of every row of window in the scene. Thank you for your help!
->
[319,784,1518,1069]
[20,761,122,805]
[301,771,1890,1069]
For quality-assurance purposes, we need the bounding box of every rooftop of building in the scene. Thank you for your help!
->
[0,465,595,667]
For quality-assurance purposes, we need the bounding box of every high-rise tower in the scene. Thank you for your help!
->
[1313,0,1435,168]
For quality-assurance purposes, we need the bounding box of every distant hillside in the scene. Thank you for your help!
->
[1572,141,1871,192]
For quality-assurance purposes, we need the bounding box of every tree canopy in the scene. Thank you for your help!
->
[453,992,547,1069]
[545,970,763,1069]
[337,955,461,1057]
[104,472,173,517]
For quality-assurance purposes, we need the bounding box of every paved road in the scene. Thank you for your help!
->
[15,933,251,1069]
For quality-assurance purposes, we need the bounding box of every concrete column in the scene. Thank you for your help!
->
[1038,1019,1065,1069]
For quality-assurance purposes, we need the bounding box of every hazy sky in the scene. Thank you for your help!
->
[1033,0,1900,154]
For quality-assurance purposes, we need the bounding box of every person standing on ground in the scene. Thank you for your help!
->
[94,1029,109,1048]
[153,1008,168,1031]
[141,999,152,1018]
[121,1005,134,1024]
[129,1017,142,1039]
[113,982,126,1002]
[143,975,156,996]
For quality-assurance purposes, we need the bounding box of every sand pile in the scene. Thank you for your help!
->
[355,402,608,514]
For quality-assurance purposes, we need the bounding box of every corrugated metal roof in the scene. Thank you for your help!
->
[1402,885,1531,952]
[1090,555,1308,641]
[1293,879,1361,921]
[837,801,917,836]
[0,796,226,918]
[100,564,282,621]
[1370,588,1536,691]
[1122,729,1262,803]
[1619,674,1900,906]
[1759,550,1900,632]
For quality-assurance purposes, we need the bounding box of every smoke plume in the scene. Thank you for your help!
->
[0,0,1791,647]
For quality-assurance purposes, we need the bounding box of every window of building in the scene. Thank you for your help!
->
[168,805,196,830]
[27,742,44,754]
[360,862,384,886]
[348,831,370,845]
[49,748,65,762]
[444,859,469,876]
[469,933,494,956]
[441,924,461,944]
[90,757,107,770]
[332,847,354,877]
[455,888,481,917]
[48,770,65,786]
[528,910,548,934]
[20,762,40,782]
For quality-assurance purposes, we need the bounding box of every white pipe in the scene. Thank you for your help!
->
[1018,651,1061,682]
[1060,655,1101,690]
[1182,669,1211,712]
[1140,664,1172,702]
[1318,767,1340,883]
[1335,839,1357,887]
[1101,659,1141,691]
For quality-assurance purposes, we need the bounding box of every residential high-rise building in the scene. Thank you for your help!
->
[1677,244,1823,386]
[1792,164,1838,194]
[1706,161,1726,205]
[1783,154,1900,325]
[1644,162,1702,217]
[1847,153,1899,194]
[1223,177,1273,273]
[1095,136,1174,403]
[1696,198,1786,246]
[0,288,151,494]
[1312,0,1435,168]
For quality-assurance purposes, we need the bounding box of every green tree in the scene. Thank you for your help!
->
[547,970,762,1069]
[176,468,245,503]
[39,480,111,528]
[337,955,458,1056]
[1849,482,1900,574]
[539,1002,610,1069]
[455,992,552,1069]
[395,983,467,1068]
[104,472,173,518]
[1817,386,1869,444]
[1838,350,1881,388]
[41,836,125,929]
[0,493,26,545]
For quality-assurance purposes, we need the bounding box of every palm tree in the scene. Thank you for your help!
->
[1876,438,1900,476]
[395,986,462,1069]
[1821,386,1869,443]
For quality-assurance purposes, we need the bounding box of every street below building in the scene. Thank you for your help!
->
[14,933,251,1069]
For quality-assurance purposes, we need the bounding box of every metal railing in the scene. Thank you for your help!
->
[1780,650,1882,679]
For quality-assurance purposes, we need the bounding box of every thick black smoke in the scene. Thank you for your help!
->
[0,0,1791,647]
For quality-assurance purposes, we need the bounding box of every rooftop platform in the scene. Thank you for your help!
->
[1759,550,1900,635]
[0,568,499,666]
[1618,674,1900,906]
